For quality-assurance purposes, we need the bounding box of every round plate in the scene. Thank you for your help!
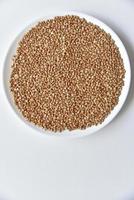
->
[3,12,131,137]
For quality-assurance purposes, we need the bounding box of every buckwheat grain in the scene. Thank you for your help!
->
[10,15,125,132]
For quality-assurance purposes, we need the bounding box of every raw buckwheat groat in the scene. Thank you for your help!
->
[10,15,125,132]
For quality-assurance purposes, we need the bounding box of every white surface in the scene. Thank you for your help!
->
[0,0,134,200]
[3,12,131,137]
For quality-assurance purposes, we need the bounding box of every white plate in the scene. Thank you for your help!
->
[3,12,131,137]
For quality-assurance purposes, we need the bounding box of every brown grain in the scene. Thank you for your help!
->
[10,15,125,132]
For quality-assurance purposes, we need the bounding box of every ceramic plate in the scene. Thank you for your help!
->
[3,12,131,137]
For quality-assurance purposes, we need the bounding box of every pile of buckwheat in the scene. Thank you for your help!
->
[10,15,125,132]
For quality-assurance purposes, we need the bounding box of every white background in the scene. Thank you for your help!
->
[0,0,134,200]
